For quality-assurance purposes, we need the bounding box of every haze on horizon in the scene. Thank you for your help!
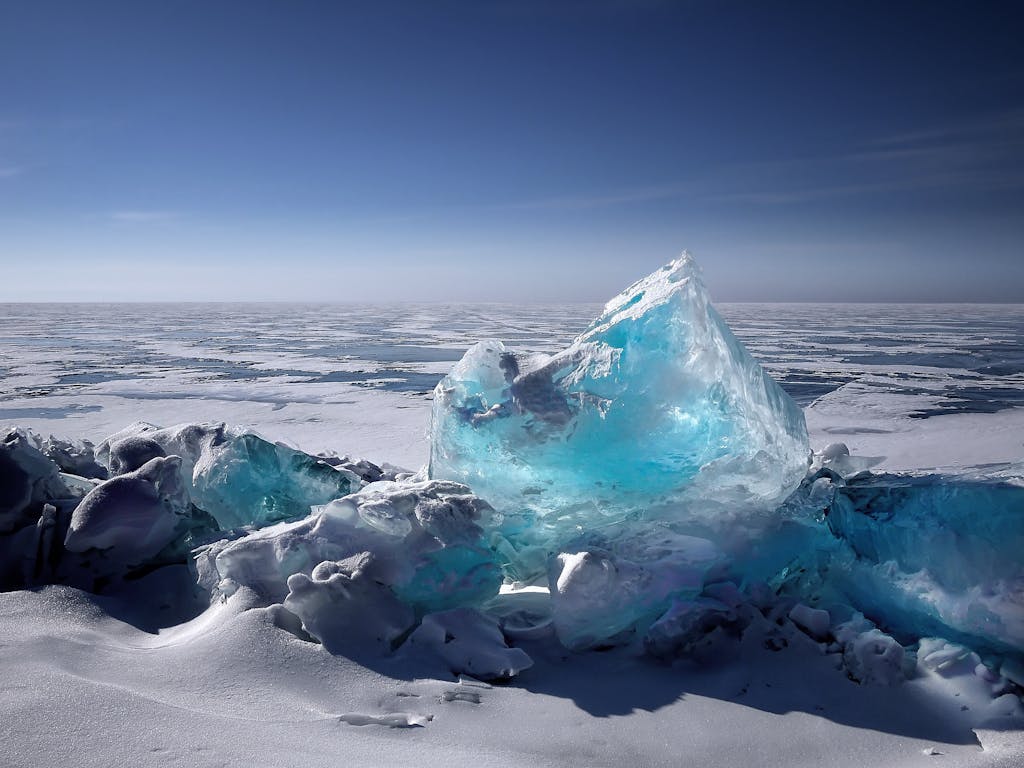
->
[1,1,1022,303]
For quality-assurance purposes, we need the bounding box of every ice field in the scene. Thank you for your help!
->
[2,293,1022,471]
[1,259,1023,768]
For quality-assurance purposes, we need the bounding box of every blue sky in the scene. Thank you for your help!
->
[1,0,1022,301]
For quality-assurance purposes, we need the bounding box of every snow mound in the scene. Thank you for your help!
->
[65,455,190,562]
[196,478,501,612]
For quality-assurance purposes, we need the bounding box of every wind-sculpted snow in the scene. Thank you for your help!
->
[283,554,416,653]
[402,607,534,680]
[65,456,190,562]
[429,254,810,570]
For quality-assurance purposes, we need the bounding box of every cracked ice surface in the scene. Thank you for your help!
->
[429,254,809,558]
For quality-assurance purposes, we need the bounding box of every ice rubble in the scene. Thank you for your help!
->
[0,429,72,535]
[547,527,726,650]
[0,255,1022,698]
[402,607,533,680]
[98,422,362,529]
[283,555,416,653]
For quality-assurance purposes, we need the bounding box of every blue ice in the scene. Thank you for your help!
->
[429,254,810,555]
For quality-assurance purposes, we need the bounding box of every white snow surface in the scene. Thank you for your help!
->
[2,586,1021,768]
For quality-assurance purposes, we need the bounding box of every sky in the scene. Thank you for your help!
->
[1,0,1022,302]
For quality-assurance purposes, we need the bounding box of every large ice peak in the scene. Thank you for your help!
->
[428,253,810,535]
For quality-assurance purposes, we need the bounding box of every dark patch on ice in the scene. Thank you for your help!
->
[56,372,138,385]
[822,426,895,435]
[311,370,444,393]
[0,405,103,419]
[909,386,1024,418]
[977,359,1024,376]
[775,377,855,406]
[318,344,467,363]
[838,346,1024,376]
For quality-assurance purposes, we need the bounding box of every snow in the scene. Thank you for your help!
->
[196,477,500,613]
[805,386,1024,475]
[402,607,534,680]
[65,455,189,560]
[283,555,416,654]
[789,604,831,641]
[1,585,1019,768]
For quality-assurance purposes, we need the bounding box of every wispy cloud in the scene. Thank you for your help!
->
[465,110,1024,215]
[867,109,1024,150]
[0,165,23,179]
[706,109,1024,205]
[108,210,181,223]
[495,182,694,211]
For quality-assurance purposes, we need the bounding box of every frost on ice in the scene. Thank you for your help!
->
[429,254,810,549]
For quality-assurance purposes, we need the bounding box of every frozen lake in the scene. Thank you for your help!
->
[3,299,1024,768]
[2,302,1023,470]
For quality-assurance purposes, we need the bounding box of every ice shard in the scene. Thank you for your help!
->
[429,254,809,545]
[190,432,361,530]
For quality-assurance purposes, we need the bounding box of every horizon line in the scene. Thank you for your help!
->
[1,299,1023,306]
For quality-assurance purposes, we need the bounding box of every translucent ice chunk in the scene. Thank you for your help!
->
[98,423,361,529]
[826,473,1024,653]
[191,432,360,529]
[429,254,809,547]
